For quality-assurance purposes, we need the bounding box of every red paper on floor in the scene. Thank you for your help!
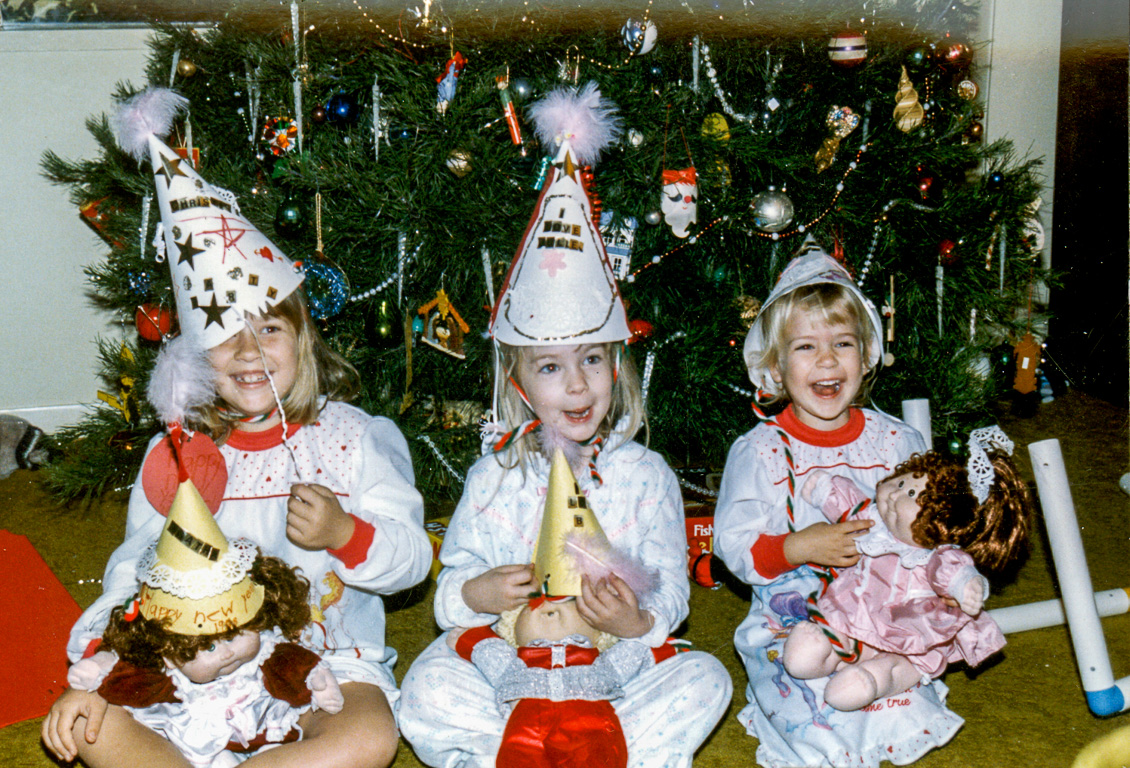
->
[0,530,82,727]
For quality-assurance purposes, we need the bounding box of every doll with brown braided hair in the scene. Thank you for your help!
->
[782,426,1033,712]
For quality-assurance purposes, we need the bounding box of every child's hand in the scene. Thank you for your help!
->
[784,520,873,568]
[307,663,345,714]
[462,563,536,615]
[41,687,109,762]
[446,627,468,650]
[287,483,356,551]
[958,579,985,616]
[577,573,653,639]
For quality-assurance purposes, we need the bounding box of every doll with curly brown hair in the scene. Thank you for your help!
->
[781,426,1033,712]
[65,499,343,768]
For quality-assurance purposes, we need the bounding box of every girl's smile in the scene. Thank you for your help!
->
[210,314,299,431]
[771,312,864,432]
[517,344,613,444]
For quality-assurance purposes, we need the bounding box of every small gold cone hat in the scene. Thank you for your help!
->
[532,448,612,597]
[137,478,264,635]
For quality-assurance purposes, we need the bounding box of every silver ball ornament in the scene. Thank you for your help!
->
[749,187,795,233]
[644,210,662,226]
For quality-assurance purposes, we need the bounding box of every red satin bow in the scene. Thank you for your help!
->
[661,167,697,186]
[517,644,600,669]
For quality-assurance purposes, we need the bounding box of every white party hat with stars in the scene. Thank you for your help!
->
[114,88,304,350]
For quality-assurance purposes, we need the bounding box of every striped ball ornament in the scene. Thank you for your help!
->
[828,30,867,68]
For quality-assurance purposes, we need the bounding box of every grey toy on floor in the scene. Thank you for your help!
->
[0,414,49,479]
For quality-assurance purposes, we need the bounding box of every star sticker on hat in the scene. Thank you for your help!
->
[197,294,229,329]
[153,151,188,188]
[176,233,206,270]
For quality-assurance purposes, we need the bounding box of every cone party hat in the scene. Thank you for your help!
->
[114,88,304,350]
[136,476,264,636]
[490,82,630,346]
[531,448,614,597]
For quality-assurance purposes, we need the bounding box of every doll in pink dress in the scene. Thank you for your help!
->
[783,426,1033,712]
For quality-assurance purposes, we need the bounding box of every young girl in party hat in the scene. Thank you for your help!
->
[783,426,1032,712]
[42,88,431,768]
[714,240,966,767]
[398,82,731,768]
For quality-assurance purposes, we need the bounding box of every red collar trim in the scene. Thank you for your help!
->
[777,405,865,447]
[225,422,303,451]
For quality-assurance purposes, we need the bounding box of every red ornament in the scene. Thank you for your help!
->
[936,39,972,71]
[627,318,654,344]
[938,238,959,266]
[827,30,868,69]
[135,304,173,341]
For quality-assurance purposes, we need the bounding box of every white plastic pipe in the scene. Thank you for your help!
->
[1028,438,1129,715]
[901,398,932,450]
[989,587,1130,634]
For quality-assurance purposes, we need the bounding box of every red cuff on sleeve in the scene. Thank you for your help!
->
[82,638,102,659]
[651,642,678,664]
[327,514,374,569]
[752,533,795,580]
[454,625,500,661]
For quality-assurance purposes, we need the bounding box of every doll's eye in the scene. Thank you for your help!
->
[206,643,216,652]
[907,489,917,498]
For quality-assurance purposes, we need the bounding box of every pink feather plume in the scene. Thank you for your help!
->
[563,531,660,601]
[111,87,189,162]
[147,335,216,427]
[537,424,588,478]
[528,81,622,167]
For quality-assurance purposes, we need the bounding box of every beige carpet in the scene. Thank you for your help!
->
[2,390,1128,767]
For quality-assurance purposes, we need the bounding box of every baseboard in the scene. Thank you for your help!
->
[0,404,93,434]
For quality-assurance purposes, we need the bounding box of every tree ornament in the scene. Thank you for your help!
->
[418,289,471,359]
[985,170,1006,191]
[176,59,197,78]
[435,51,467,115]
[1020,197,1046,253]
[827,30,867,69]
[938,238,959,267]
[311,103,327,124]
[364,297,402,351]
[627,318,654,344]
[936,39,973,71]
[621,18,657,55]
[391,127,415,142]
[913,165,944,204]
[1012,333,1040,394]
[814,105,860,172]
[661,167,698,238]
[893,66,925,133]
[600,210,637,281]
[880,275,896,366]
[260,116,299,155]
[496,73,524,147]
[956,79,979,101]
[644,210,662,226]
[135,303,173,342]
[274,196,306,237]
[749,187,794,233]
[963,120,984,143]
[304,193,350,320]
[947,436,963,454]
[701,113,730,144]
[627,129,645,147]
[96,344,138,423]
[734,295,760,330]
[326,91,360,124]
[446,149,473,178]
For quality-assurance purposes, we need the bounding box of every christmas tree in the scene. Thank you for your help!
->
[41,0,1047,504]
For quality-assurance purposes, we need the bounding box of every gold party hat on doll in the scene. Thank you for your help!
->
[532,448,613,597]
[137,478,264,635]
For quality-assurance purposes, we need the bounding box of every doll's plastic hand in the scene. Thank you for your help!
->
[307,663,344,714]
[801,470,830,504]
[446,627,468,651]
[578,573,653,638]
[287,483,356,551]
[66,650,117,692]
[785,520,874,568]
[958,579,984,616]
[41,687,109,762]
[462,563,536,615]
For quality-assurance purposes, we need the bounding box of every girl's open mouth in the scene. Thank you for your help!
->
[811,380,842,397]
[564,407,592,422]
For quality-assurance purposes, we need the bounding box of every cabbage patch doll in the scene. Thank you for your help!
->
[782,426,1032,711]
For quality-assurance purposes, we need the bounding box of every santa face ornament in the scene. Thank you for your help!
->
[661,167,698,239]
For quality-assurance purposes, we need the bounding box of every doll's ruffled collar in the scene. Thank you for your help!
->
[855,523,933,568]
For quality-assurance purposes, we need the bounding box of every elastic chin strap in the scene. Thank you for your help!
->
[241,316,306,481]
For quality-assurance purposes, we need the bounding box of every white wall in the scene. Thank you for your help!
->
[0,27,152,431]
[0,7,1066,433]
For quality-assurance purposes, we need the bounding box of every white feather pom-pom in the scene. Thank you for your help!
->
[528,81,622,166]
[111,87,189,162]
[537,424,587,478]
[147,335,216,426]
[563,531,661,601]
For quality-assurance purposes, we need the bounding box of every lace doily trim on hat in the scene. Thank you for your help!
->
[967,425,1014,504]
[139,536,258,600]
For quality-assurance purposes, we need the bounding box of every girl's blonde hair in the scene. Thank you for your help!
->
[189,290,360,442]
[752,283,879,406]
[495,341,645,473]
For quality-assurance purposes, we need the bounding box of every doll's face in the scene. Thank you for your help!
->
[515,600,600,646]
[875,472,929,547]
[170,629,261,684]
